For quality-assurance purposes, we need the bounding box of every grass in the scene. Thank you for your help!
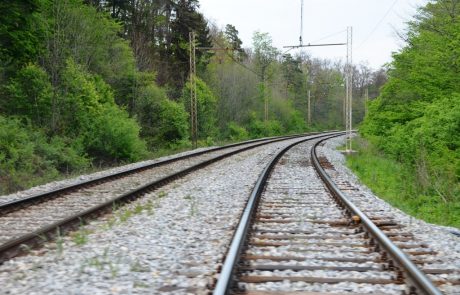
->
[81,248,119,278]
[71,228,93,245]
[344,137,460,228]
[1,131,311,196]
[184,194,198,216]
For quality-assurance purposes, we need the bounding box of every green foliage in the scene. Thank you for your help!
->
[0,116,89,194]
[0,0,44,73]
[134,75,189,148]
[2,63,53,126]
[247,112,284,138]
[42,0,137,91]
[252,31,279,80]
[87,105,147,162]
[285,110,307,133]
[361,0,460,205]
[182,77,218,140]
[59,59,147,162]
[0,0,386,195]
[155,99,189,146]
[226,122,249,141]
[346,137,460,227]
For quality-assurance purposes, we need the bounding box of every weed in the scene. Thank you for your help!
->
[118,209,133,222]
[55,228,64,255]
[112,202,120,212]
[130,260,150,272]
[344,137,460,228]
[71,229,92,245]
[88,256,103,270]
[19,244,32,253]
[184,194,198,216]
[158,191,167,198]
[133,281,150,288]
[109,262,118,278]
[134,204,143,214]
[106,216,117,229]
[144,200,155,215]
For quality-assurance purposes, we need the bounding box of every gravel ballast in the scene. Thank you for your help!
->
[0,136,312,295]
[0,134,458,294]
[320,136,460,294]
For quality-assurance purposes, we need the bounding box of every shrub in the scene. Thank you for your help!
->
[227,122,249,141]
[0,116,89,194]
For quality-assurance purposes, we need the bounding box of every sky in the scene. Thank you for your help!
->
[198,0,430,69]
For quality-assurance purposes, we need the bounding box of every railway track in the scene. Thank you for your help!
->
[213,135,458,295]
[0,132,338,264]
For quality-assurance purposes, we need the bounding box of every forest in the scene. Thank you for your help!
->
[0,0,385,194]
[359,0,460,225]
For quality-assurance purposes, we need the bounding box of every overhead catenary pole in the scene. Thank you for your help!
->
[189,35,244,148]
[283,42,346,128]
[189,32,198,149]
[345,26,353,152]
[364,87,369,117]
[299,0,304,46]
[263,75,269,122]
[307,89,311,127]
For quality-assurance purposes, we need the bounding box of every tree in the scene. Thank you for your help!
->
[361,0,460,200]
[252,32,279,121]
[252,31,278,82]
[182,77,218,140]
[0,0,44,75]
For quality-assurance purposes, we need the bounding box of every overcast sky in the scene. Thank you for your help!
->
[199,0,430,69]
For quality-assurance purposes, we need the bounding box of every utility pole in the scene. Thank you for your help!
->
[189,32,198,149]
[364,87,369,117]
[189,34,243,148]
[345,26,353,152]
[307,89,311,127]
[299,0,304,46]
[264,77,268,122]
[284,41,346,128]
[285,2,347,128]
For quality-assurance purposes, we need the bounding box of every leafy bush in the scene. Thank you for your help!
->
[247,112,284,138]
[285,110,307,133]
[346,137,460,227]
[360,1,460,211]
[227,122,249,141]
[59,59,147,162]
[182,77,218,140]
[135,79,189,149]
[2,63,53,127]
[0,116,89,194]
[86,105,147,162]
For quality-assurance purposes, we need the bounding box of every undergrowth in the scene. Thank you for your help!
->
[344,137,460,228]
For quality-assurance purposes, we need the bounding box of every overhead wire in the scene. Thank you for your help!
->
[211,37,261,78]
[311,29,347,44]
[358,0,399,48]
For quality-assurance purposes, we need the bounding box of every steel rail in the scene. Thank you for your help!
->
[0,133,318,214]
[0,132,339,264]
[213,132,343,295]
[311,138,442,295]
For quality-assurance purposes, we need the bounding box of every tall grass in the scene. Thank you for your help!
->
[345,137,460,228]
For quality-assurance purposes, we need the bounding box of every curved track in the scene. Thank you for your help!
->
[213,135,454,295]
[0,132,337,264]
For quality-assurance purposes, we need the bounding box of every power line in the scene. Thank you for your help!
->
[211,38,261,78]
[358,0,398,48]
[311,29,347,44]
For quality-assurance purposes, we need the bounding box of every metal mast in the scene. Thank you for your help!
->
[307,89,311,126]
[189,32,198,149]
[299,0,304,46]
[345,26,353,151]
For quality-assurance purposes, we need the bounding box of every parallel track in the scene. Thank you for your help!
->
[213,135,454,295]
[0,132,336,264]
